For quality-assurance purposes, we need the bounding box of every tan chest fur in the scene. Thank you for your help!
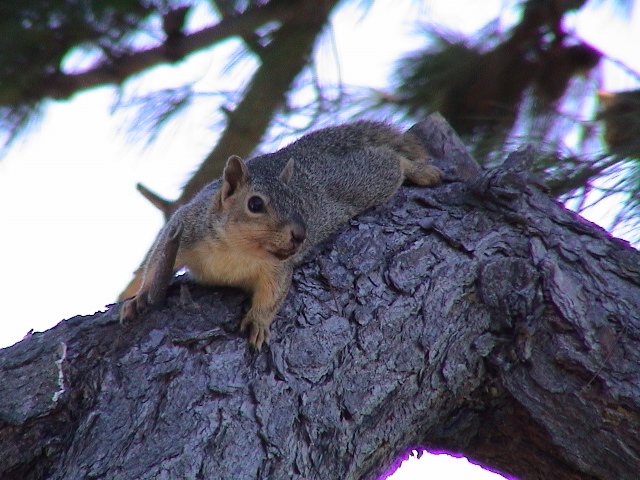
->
[178,237,278,293]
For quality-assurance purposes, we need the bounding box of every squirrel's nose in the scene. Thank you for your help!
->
[290,223,306,247]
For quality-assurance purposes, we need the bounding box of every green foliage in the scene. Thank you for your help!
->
[392,22,602,158]
[614,160,640,230]
[0,0,160,147]
[123,86,196,144]
[386,1,640,236]
[394,28,487,123]
[0,0,154,100]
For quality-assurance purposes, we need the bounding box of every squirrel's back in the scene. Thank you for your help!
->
[244,121,433,250]
[248,120,426,174]
[172,121,437,254]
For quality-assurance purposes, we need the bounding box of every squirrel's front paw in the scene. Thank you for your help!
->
[119,294,149,325]
[240,315,271,350]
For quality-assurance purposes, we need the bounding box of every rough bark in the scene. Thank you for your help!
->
[1,115,639,480]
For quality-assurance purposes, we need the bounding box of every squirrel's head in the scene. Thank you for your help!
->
[213,155,307,261]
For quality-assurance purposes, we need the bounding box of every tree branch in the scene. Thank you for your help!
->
[546,156,621,197]
[1,116,639,480]
[32,0,304,102]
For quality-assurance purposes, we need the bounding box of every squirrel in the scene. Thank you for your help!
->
[119,120,442,349]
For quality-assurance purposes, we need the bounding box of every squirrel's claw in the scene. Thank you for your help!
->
[119,293,149,325]
[249,326,270,350]
[240,315,270,350]
[119,298,138,325]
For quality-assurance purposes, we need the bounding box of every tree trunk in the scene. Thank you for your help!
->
[1,115,638,480]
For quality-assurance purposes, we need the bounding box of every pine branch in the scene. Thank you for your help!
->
[29,0,302,103]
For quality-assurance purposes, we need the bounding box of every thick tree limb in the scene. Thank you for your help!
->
[408,111,482,180]
[1,115,639,480]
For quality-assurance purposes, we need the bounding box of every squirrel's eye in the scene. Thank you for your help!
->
[247,195,265,213]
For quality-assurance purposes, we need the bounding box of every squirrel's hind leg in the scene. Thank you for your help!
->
[119,267,144,302]
[400,157,442,187]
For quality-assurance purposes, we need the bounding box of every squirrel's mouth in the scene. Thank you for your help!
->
[268,245,301,260]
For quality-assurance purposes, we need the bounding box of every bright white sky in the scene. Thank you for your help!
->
[0,1,638,478]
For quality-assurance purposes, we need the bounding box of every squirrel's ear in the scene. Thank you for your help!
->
[221,155,249,201]
[279,158,295,184]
